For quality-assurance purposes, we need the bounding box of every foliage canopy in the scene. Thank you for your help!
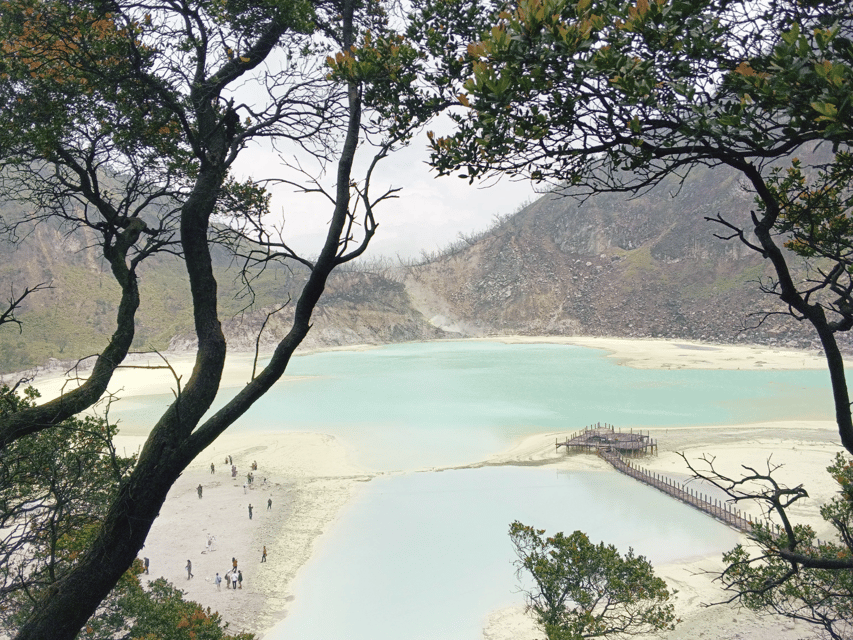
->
[509,521,676,640]
[0,0,437,638]
[422,0,853,454]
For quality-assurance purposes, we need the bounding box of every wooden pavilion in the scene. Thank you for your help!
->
[556,423,657,457]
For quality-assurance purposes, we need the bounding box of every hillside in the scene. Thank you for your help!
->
[0,160,837,374]
[405,163,828,350]
[0,222,446,374]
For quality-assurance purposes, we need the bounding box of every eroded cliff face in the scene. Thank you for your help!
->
[167,271,448,353]
[404,164,826,351]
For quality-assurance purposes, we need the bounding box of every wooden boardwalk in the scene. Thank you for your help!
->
[597,448,753,532]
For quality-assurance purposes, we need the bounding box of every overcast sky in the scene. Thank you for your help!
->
[232,129,540,261]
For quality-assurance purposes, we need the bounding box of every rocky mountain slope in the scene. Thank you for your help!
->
[0,160,835,374]
[405,163,827,350]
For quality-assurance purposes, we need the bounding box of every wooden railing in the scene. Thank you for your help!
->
[597,448,753,532]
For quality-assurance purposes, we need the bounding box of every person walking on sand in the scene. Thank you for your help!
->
[225,570,231,589]
[238,570,243,589]
[231,571,238,590]
[267,497,272,510]
[197,484,203,499]
[215,572,222,590]
[186,559,193,580]
[210,462,215,474]
[248,504,253,520]
[261,546,267,563]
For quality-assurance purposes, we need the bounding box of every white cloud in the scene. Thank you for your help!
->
[231,132,537,260]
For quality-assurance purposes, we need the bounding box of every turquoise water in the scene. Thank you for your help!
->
[267,467,740,640]
[115,340,830,639]
[116,341,832,470]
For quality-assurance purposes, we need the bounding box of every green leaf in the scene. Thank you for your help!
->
[810,101,838,120]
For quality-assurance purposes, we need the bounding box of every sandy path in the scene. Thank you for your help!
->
[117,431,376,637]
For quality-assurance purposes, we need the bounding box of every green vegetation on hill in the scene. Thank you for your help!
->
[0,248,303,371]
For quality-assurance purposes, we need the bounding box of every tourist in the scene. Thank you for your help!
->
[186,559,193,580]
[261,545,267,563]
[215,572,222,590]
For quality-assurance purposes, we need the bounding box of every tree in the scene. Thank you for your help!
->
[418,1,853,632]
[0,284,51,334]
[509,521,676,640]
[0,386,134,629]
[684,453,853,640]
[89,568,255,640]
[0,1,429,638]
[0,385,250,640]
[423,0,853,453]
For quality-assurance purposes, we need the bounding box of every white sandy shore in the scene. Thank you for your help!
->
[29,337,844,639]
[116,430,378,637]
[482,335,828,370]
[28,335,826,404]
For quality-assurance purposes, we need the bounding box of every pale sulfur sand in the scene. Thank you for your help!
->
[30,344,383,404]
[480,335,828,370]
[114,430,377,637]
[29,338,845,639]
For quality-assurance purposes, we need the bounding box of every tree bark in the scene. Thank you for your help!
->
[12,4,369,638]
